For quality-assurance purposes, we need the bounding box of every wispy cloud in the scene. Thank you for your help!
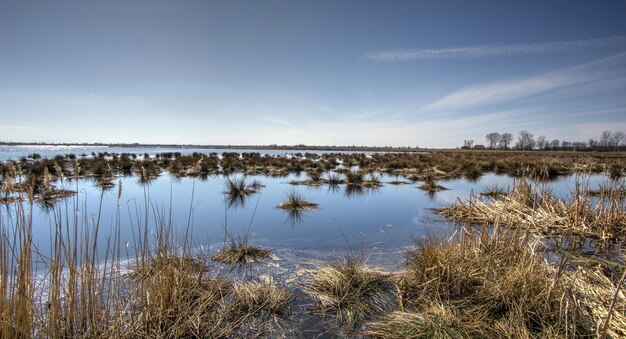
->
[425,52,626,111]
[262,116,291,125]
[367,35,626,62]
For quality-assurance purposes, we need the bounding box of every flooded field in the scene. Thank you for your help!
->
[1,146,624,337]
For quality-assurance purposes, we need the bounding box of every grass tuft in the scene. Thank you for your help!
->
[211,243,271,265]
[231,281,294,319]
[302,258,394,326]
[277,190,319,211]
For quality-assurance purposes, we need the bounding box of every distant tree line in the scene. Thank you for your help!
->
[466,130,626,151]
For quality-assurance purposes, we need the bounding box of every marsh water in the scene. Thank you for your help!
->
[1,146,618,336]
[0,146,610,273]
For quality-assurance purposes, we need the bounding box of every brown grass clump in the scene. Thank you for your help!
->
[363,306,479,338]
[379,229,595,337]
[224,176,260,207]
[231,281,294,319]
[277,190,319,211]
[417,180,448,192]
[126,254,235,338]
[302,258,394,326]
[561,267,626,338]
[436,180,626,241]
[211,243,271,265]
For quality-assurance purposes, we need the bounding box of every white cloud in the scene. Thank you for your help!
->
[367,35,626,62]
[425,52,626,111]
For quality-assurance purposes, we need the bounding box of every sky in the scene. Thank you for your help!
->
[1,0,626,148]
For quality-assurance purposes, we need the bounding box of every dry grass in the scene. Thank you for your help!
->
[436,180,626,241]
[417,180,448,192]
[277,190,319,211]
[231,281,294,319]
[211,243,271,265]
[363,306,479,338]
[362,227,626,338]
[223,176,259,207]
[125,254,235,338]
[561,267,626,338]
[0,185,284,338]
[302,258,394,326]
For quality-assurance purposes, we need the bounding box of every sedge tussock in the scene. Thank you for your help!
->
[211,244,271,265]
[277,190,319,211]
[363,306,481,339]
[231,281,294,319]
[436,180,626,241]
[417,181,448,192]
[387,229,620,337]
[302,259,394,326]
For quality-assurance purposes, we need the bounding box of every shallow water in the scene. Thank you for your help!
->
[1,149,616,336]
[1,170,609,274]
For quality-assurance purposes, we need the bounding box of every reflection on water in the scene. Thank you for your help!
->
[4,171,608,269]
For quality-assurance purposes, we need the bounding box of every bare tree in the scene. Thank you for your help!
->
[588,139,598,148]
[612,131,625,147]
[550,139,560,149]
[536,135,547,150]
[463,139,474,148]
[485,132,501,149]
[516,130,536,150]
[499,133,513,150]
[600,130,612,148]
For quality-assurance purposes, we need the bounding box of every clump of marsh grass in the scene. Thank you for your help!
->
[326,173,343,188]
[436,180,626,241]
[608,163,624,179]
[127,253,236,338]
[384,228,597,337]
[417,179,448,192]
[288,174,325,187]
[363,306,481,338]
[345,171,364,186]
[223,176,260,208]
[479,184,508,198]
[302,257,394,326]
[561,266,626,338]
[387,179,411,185]
[363,173,383,188]
[231,281,294,319]
[211,241,271,265]
[277,190,319,211]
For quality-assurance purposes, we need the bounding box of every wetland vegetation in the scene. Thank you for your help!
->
[1,148,625,337]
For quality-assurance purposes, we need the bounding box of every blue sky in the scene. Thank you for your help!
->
[1,0,625,147]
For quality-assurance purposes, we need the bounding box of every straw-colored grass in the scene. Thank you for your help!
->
[417,180,448,192]
[436,180,626,241]
[363,306,480,338]
[367,229,585,337]
[362,226,626,337]
[302,258,394,326]
[561,267,626,338]
[211,243,271,265]
[231,281,294,319]
[277,191,319,211]
[223,176,259,207]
